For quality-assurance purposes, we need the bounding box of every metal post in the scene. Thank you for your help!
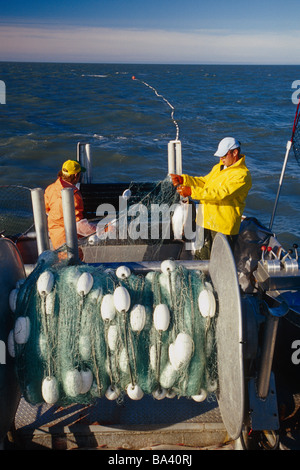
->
[77,142,92,184]
[61,188,79,263]
[168,141,176,174]
[257,315,279,399]
[85,144,92,183]
[31,188,50,255]
[89,259,210,273]
[168,140,182,175]
[269,140,292,230]
[175,140,182,175]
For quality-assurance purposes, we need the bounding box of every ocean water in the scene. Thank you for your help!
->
[1,62,300,249]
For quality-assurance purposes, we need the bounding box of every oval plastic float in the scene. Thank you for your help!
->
[160,259,176,274]
[80,369,93,394]
[113,286,131,312]
[198,288,216,318]
[107,324,118,351]
[130,304,146,332]
[192,390,207,402]
[105,385,120,401]
[88,234,99,245]
[76,272,94,296]
[37,271,55,296]
[42,376,59,404]
[101,294,116,321]
[126,383,144,400]
[152,388,167,400]
[116,265,131,279]
[63,369,82,397]
[14,316,30,344]
[122,188,131,199]
[7,330,15,358]
[169,333,194,370]
[159,362,177,389]
[153,304,170,331]
[9,288,18,313]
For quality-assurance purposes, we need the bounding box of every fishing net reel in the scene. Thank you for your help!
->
[1,227,296,450]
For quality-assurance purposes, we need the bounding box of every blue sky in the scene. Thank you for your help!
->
[1,0,300,64]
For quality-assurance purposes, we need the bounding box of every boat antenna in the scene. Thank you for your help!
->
[269,98,300,230]
[132,76,180,141]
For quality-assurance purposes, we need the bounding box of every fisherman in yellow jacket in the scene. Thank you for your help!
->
[171,137,252,259]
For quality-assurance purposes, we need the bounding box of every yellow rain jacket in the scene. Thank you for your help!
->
[182,155,252,235]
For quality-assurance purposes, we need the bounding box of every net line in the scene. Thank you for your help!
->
[132,76,180,141]
[0,184,34,238]
[292,98,300,166]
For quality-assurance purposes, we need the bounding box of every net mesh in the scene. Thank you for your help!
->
[79,179,181,253]
[0,185,34,238]
[6,177,218,407]
[10,251,218,407]
[292,101,300,165]
[73,178,196,266]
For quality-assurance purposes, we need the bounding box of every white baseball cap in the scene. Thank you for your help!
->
[214,137,240,157]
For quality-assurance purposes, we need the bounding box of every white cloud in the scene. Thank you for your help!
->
[0,24,300,64]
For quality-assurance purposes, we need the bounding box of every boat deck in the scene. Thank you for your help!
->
[11,395,228,450]
[7,383,300,450]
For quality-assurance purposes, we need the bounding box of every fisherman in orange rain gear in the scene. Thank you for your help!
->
[44,160,96,250]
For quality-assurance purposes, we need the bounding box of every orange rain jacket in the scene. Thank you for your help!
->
[44,177,85,250]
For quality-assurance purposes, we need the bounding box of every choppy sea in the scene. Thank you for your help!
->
[1,62,300,249]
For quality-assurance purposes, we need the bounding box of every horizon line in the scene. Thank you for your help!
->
[1,60,300,66]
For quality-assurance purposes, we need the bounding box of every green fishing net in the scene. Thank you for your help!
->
[76,178,198,268]
[9,251,218,407]
[0,185,34,238]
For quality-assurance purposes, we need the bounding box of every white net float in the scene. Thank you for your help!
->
[198,288,216,318]
[153,304,170,331]
[37,271,55,296]
[113,286,131,313]
[76,272,94,296]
